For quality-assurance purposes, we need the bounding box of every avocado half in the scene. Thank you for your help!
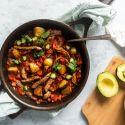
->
[116,64,125,83]
[96,72,119,97]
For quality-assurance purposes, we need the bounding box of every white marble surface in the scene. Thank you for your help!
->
[0,0,125,125]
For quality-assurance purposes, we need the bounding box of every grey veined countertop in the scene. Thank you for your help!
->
[0,0,125,125]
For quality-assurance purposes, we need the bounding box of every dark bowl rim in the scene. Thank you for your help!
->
[0,19,90,110]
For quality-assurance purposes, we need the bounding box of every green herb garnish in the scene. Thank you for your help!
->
[41,31,50,39]
[13,59,21,65]
[21,37,26,44]
[53,63,61,71]
[25,35,32,42]
[68,58,77,72]
[68,63,76,72]
[38,38,45,46]
[32,50,44,58]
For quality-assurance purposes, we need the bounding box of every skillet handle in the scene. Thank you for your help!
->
[67,17,93,38]
[8,106,27,119]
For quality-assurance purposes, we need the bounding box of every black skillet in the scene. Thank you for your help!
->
[0,18,92,118]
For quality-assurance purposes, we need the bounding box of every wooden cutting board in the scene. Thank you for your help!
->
[82,56,125,125]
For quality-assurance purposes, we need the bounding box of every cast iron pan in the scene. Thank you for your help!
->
[0,18,92,118]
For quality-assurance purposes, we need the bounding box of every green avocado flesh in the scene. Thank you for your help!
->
[97,72,119,97]
[116,64,125,82]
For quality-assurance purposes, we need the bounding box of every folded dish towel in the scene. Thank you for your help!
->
[0,0,115,119]
[106,24,125,47]
[57,0,115,37]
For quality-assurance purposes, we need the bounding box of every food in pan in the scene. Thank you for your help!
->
[6,27,83,104]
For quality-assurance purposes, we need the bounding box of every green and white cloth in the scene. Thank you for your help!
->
[58,0,116,37]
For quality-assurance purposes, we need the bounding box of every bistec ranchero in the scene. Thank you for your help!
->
[6,27,83,104]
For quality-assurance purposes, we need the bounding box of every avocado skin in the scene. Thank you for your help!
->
[116,64,125,87]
